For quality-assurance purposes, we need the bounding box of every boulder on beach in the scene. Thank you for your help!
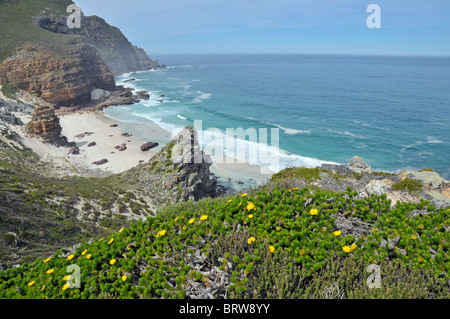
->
[68,146,80,155]
[141,142,159,152]
[119,144,127,152]
[122,133,133,137]
[92,159,108,165]
[87,142,96,147]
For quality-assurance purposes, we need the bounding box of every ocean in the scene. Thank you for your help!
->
[103,54,450,181]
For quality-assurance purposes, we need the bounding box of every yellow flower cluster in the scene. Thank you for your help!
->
[246,202,256,211]
[342,243,357,253]
[247,237,256,244]
[67,254,74,261]
[188,218,195,224]
[108,238,114,245]
[200,215,208,221]
[110,259,116,265]
[241,193,248,197]
[269,246,275,253]
[248,214,254,219]
[333,231,341,237]
[46,269,54,275]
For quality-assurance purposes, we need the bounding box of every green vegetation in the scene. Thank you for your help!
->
[0,186,448,299]
[0,83,19,99]
[0,0,74,62]
[420,168,435,173]
[393,178,423,196]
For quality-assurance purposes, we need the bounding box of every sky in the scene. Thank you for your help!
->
[73,0,450,56]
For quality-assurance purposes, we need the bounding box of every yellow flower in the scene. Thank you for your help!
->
[247,237,256,244]
[351,243,357,251]
[108,238,114,245]
[200,215,208,221]
[28,281,35,287]
[386,218,391,222]
[309,208,319,216]
[86,254,92,259]
[110,259,116,265]
[418,224,424,230]
[227,199,233,203]
[269,246,275,253]
[62,283,69,291]
[182,226,187,230]
[81,250,87,256]
[238,202,242,207]
[188,218,195,224]
[248,214,254,219]
[300,249,306,255]
[276,226,281,231]
[241,193,248,197]
[342,246,352,253]
[411,235,417,240]
[44,257,52,263]
[246,202,256,211]
[156,229,167,237]
[41,285,46,292]
[174,217,179,222]
[64,275,71,281]
[122,275,128,282]
[119,227,125,233]
[418,256,424,263]
[292,187,299,191]
[46,268,54,275]
[67,254,74,261]
[333,231,341,237]
[99,238,104,241]
[288,189,292,192]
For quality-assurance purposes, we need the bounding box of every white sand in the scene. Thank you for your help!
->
[59,112,169,175]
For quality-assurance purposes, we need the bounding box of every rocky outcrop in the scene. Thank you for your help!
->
[274,157,450,209]
[26,105,71,146]
[129,126,221,205]
[349,156,372,174]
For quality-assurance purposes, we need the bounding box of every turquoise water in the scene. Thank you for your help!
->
[104,54,450,179]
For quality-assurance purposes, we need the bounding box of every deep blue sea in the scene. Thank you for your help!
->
[104,54,450,180]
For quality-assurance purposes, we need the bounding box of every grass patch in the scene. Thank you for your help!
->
[392,178,423,195]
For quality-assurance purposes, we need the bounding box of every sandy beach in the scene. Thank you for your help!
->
[12,107,274,187]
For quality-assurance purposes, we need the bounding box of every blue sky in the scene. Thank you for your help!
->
[74,0,450,56]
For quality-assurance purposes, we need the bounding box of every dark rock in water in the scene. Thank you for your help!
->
[87,142,96,147]
[238,181,244,185]
[123,78,136,83]
[136,90,150,100]
[122,133,133,137]
[159,95,165,97]
[68,146,80,155]
[93,159,108,165]
[157,99,163,103]
[141,142,159,152]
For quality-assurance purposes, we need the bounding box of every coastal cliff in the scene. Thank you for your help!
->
[0,0,160,106]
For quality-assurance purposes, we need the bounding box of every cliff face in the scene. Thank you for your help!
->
[35,14,161,75]
[0,40,116,106]
[0,0,160,106]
